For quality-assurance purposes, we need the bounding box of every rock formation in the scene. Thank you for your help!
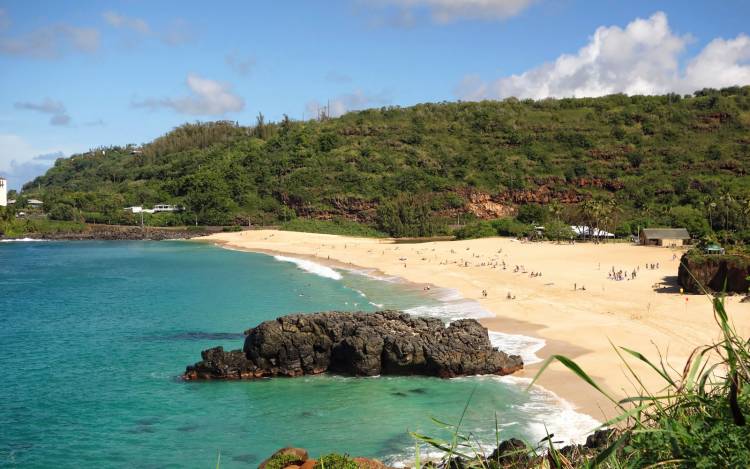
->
[183,311,523,380]
[678,252,750,294]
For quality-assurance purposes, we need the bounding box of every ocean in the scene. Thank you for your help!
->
[0,241,598,467]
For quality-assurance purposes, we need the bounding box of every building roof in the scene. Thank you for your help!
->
[27,199,43,204]
[641,228,690,240]
[570,225,615,237]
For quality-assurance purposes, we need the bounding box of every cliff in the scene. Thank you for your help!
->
[183,311,523,380]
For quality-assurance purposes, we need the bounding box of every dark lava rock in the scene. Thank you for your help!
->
[678,252,750,294]
[183,311,523,380]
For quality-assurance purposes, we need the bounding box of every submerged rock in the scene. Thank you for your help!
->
[183,311,523,380]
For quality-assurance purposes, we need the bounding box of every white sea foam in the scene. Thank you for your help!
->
[387,377,601,467]
[273,255,342,280]
[488,331,546,365]
[404,300,493,322]
[498,375,601,446]
[0,237,47,242]
[343,267,402,283]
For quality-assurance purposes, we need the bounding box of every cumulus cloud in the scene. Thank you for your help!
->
[306,89,391,118]
[225,52,256,76]
[456,12,750,100]
[364,0,535,24]
[0,10,99,59]
[14,98,72,126]
[132,73,245,116]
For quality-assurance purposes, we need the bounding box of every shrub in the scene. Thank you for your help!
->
[313,453,357,469]
[454,221,496,239]
[281,218,386,238]
[491,218,532,237]
[265,453,304,469]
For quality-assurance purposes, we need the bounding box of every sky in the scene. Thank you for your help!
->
[1,0,750,189]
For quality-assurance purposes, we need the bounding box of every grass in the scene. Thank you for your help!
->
[412,275,749,467]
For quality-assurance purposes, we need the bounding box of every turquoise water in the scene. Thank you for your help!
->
[0,241,595,468]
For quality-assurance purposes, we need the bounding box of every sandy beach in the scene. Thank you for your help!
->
[201,230,750,421]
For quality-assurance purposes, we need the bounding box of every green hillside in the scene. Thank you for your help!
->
[19,86,750,241]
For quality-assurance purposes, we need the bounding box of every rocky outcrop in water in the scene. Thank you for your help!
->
[678,252,750,294]
[183,311,523,380]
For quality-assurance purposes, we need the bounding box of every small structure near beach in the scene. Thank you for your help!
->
[639,228,690,247]
[570,225,614,239]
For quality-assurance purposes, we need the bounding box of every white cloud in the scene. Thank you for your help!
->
[225,52,256,76]
[132,73,245,116]
[0,9,10,31]
[683,35,750,91]
[161,18,195,46]
[103,12,194,46]
[0,135,78,189]
[456,12,750,100]
[0,11,99,59]
[306,89,391,118]
[365,0,535,24]
[103,11,151,35]
[14,98,72,126]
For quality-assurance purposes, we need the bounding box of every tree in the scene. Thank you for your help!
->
[516,204,547,225]
[544,219,574,241]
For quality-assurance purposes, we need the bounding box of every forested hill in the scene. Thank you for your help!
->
[22,87,750,241]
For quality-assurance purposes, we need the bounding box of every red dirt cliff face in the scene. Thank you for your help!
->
[678,253,750,294]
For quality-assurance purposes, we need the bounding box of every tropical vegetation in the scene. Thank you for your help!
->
[16,86,750,243]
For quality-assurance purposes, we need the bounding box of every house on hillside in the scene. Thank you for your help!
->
[639,228,690,247]
[27,199,44,209]
[153,204,181,213]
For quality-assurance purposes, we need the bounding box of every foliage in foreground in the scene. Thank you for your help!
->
[264,453,306,469]
[313,453,358,469]
[414,288,750,468]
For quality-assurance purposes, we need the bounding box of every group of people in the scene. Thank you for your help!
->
[608,266,638,281]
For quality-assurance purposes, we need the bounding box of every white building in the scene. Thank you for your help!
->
[153,203,180,213]
[0,177,7,207]
[570,225,615,238]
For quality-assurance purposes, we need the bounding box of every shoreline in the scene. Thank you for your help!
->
[201,236,609,419]
[197,230,750,423]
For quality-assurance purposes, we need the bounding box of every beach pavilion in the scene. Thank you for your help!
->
[639,228,690,247]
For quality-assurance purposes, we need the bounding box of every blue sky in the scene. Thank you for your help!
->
[1,0,749,189]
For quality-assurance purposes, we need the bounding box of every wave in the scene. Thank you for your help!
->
[0,237,47,243]
[498,375,601,446]
[488,331,546,365]
[273,255,342,280]
[404,299,493,322]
